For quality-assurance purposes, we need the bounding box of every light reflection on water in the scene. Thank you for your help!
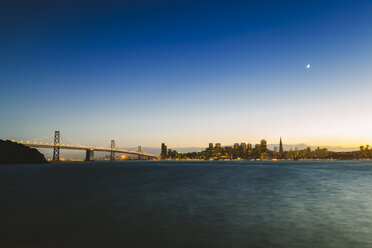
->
[1,161,372,247]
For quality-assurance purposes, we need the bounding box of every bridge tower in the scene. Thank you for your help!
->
[53,131,60,161]
[85,149,94,161]
[137,146,142,160]
[110,140,115,161]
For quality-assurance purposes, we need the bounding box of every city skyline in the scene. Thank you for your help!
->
[160,138,372,160]
[1,1,372,148]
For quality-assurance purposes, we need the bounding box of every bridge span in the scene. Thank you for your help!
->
[18,131,158,161]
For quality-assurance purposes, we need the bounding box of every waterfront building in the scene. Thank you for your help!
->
[240,143,247,158]
[209,143,213,150]
[161,143,168,159]
[224,146,233,154]
[255,144,262,156]
[279,137,284,155]
[247,143,253,151]
[274,147,279,153]
[233,143,240,158]
[215,143,222,156]
[207,143,214,158]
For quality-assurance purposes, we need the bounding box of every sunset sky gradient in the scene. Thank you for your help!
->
[1,0,372,148]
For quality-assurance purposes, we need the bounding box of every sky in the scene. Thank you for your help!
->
[1,0,372,149]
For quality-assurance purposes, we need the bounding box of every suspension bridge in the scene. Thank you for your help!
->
[14,131,158,161]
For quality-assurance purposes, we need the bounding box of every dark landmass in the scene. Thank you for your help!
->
[0,140,47,164]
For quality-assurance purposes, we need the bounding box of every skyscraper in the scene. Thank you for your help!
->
[260,139,267,151]
[215,143,222,154]
[255,144,261,149]
[233,143,240,158]
[247,143,253,151]
[161,143,168,159]
[215,143,221,149]
[279,137,284,157]
[208,143,215,158]
[240,143,247,158]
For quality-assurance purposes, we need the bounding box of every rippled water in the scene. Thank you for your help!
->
[1,161,372,247]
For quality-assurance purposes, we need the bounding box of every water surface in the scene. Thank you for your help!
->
[1,161,372,247]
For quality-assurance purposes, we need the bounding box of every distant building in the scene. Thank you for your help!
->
[278,137,284,158]
[360,146,365,151]
[261,139,267,151]
[240,143,247,157]
[366,145,370,151]
[214,143,221,156]
[232,143,240,158]
[209,143,213,150]
[279,137,284,155]
[161,143,168,159]
[247,143,253,151]
[224,146,232,151]
[274,147,279,153]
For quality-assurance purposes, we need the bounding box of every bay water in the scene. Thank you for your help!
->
[1,161,372,247]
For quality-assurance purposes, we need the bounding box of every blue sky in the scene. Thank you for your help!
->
[1,0,372,148]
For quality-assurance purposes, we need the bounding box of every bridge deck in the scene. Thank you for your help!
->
[22,143,158,158]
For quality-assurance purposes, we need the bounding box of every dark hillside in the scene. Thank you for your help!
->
[0,140,47,164]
